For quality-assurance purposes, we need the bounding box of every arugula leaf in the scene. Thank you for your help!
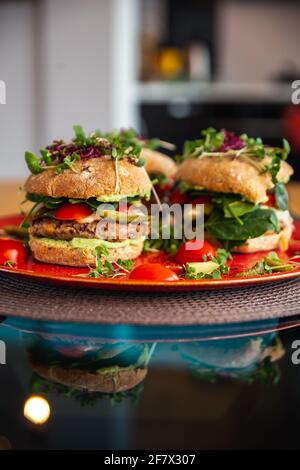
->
[274,183,288,210]
[205,208,279,242]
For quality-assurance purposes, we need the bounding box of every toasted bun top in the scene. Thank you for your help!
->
[25,157,152,199]
[142,148,177,179]
[30,356,147,393]
[176,155,293,204]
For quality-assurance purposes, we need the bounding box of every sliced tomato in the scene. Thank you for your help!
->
[289,239,300,253]
[116,203,129,213]
[54,202,93,221]
[164,261,183,275]
[56,347,89,358]
[129,263,179,281]
[292,223,300,240]
[175,239,217,264]
[169,191,188,205]
[265,193,276,208]
[160,182,173,192]
[0,238,26,265]
[190,195,211,205]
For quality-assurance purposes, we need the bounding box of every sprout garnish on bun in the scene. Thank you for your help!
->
[176,128,294,252]
[23,126,153,267]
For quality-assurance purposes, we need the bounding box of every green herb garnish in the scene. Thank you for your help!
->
[184,248,231,280]
[180,128,290,184]
[54,152,80,174]
[3,260,15,267]
[88,248,134,278]
[182,128,224,159]
[238,251,294,277]
[25,151,42,175]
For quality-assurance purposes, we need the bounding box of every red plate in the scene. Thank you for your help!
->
[1,215,300,292]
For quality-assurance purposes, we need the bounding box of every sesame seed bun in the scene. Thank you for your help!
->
[29,236,144,267]
[177,155,293,204]
[29,356,147,393]
[25,157,152,200]
[142,148,177,179]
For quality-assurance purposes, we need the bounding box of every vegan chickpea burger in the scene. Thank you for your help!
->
[176,128,294,253]
[23,126,152,267]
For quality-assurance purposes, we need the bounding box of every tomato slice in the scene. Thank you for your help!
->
[129,263,179,281]
[116,203,129,213]
[164,261,183,276]
[175,239,217,264]
[161,182,172,192]
[54,203,93,221]
[265,193,276,207]
[0,238,26,265]
[169,191,188,205]
[289,239,300,253]
[190,195,211,205]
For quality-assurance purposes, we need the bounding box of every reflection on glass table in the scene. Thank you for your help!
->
[0,316,300,449]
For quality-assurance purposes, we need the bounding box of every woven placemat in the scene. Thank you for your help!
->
[0,273,300,325]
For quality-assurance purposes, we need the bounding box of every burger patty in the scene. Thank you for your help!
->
[30,217,149,242]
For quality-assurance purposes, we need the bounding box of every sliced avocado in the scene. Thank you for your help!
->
[35,237,144,250]
[99,210,149,223]
[96,192,151,203]
[185,261,219,275]
[96,364,136,375]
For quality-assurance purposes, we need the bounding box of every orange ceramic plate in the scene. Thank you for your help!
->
[1,215,300,292]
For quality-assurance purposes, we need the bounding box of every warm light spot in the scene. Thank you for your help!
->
[23,395,51,425]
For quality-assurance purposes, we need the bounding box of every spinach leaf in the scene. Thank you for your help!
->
[212,195,256,222]
[205,208,279,242]
[274,183,288,211]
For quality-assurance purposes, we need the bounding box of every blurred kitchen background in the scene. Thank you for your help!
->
[1,0,300,180]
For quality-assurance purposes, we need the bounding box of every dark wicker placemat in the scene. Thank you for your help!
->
[0,273,300,325]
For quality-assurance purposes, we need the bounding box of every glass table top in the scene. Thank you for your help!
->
[0,315,300,450]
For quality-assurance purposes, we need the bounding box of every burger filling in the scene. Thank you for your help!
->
[25,193,150,250]
[29,217,149,242]
[177,182,293,251]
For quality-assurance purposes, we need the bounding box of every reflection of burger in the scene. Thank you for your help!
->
[181,335,284,384]
[28,341,150,405]
[176,129,294,252]
[23,127,152,267]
